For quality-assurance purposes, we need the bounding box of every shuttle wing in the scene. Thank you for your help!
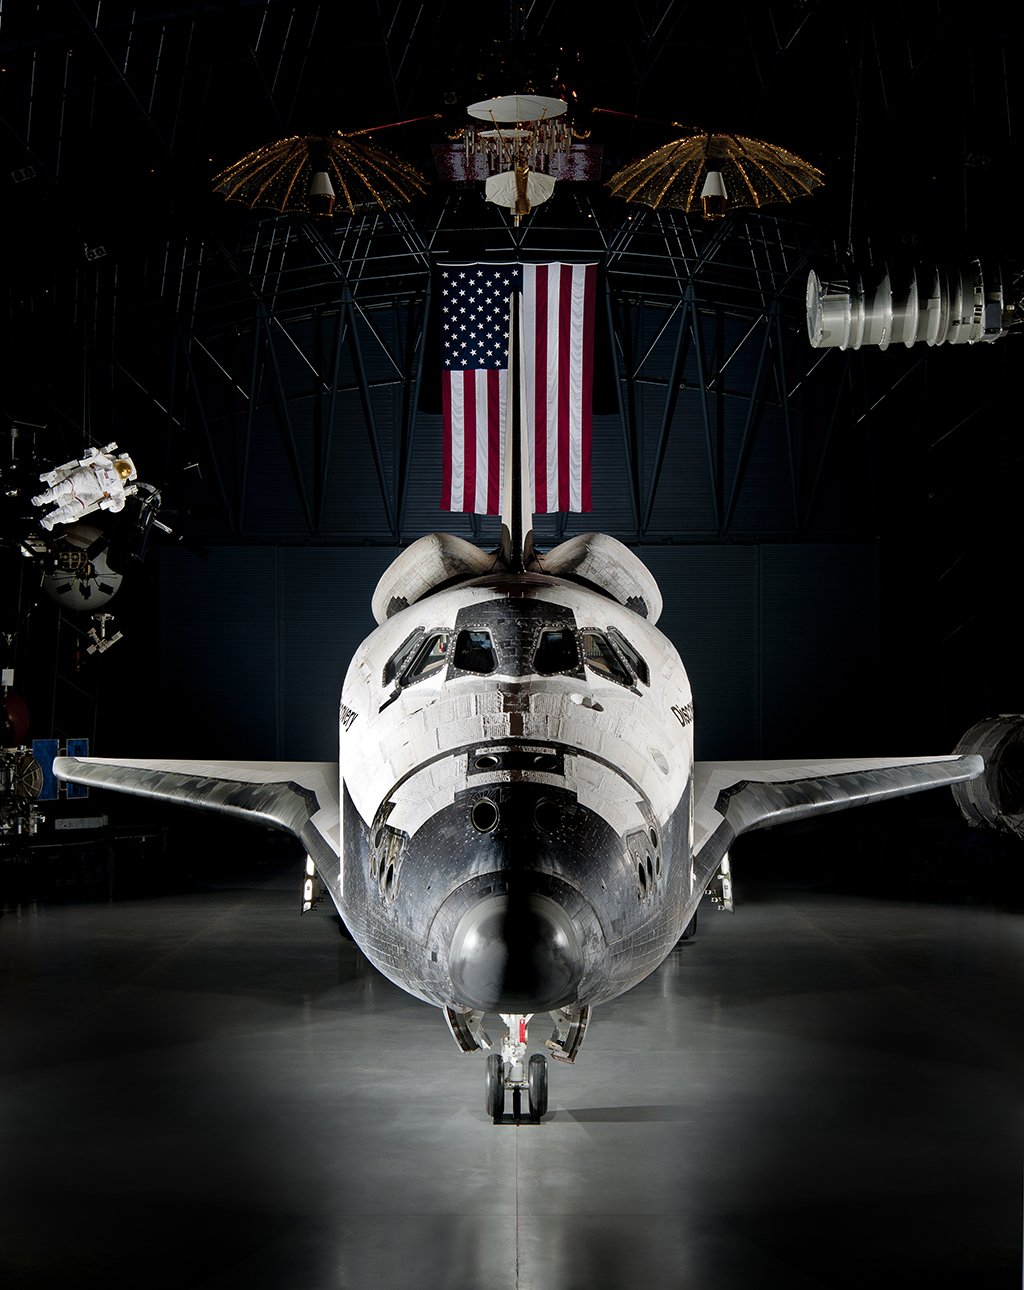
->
[53,757,341,872]
[692,753,984,872]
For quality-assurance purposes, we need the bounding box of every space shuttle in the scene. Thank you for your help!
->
[54,288,1016,1122]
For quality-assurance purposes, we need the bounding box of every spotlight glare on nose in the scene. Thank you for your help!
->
[448,891,582,1012]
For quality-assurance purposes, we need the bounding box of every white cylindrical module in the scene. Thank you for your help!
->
[807,259,1008,349]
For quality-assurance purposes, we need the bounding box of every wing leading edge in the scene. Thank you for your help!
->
[692,754,985,882]
[54,753,985,915]
[52,757,341,874]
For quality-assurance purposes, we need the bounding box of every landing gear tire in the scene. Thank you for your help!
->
[680,909,698,941]
[527,1053,548,1118]
[485,1052,505,1119]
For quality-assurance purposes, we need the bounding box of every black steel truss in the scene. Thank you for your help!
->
[2,2,1020,573]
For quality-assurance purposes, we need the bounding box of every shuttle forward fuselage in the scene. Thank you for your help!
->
[333,570,695,1017]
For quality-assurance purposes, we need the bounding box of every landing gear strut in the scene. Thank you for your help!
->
[484,1013,549,1124]
[447,1004,590,1123]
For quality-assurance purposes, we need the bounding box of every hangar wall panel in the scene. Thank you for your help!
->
[640,545,760,758]
[760,544,881,756]
[276,547,398,758]
[155,547,279,758]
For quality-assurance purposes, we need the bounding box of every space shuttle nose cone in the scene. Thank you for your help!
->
[448,892,582,1013]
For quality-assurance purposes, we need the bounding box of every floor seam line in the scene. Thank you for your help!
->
[515,1125,520,1288]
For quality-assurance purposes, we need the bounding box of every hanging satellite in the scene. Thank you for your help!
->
[483,163,556,221]
[606,126,824,219]
[464,94,569,224]
[211,128,431,217]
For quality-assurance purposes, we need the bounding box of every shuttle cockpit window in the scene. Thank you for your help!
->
[403,632,449,682]
[607,627,650,686]
[452,628,496,674]
[384,630,425,685]
[534,627,581,675]
[580,631,633,685]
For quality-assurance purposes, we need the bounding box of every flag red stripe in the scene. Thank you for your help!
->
[487,368,501,514]
[533,265,548,513]
[580,265,596,511]
[557,264,572,512]
[441,373,453,509]
[463,373,476,513]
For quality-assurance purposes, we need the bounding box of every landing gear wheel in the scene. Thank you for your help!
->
[527,1053,548,1118]
[485,1053,505,1119]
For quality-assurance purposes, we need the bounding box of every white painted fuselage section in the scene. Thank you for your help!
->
[331,572,695,1014]
[341,578,691,840]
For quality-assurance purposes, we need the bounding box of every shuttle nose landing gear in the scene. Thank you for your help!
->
[485,1014,548,1124]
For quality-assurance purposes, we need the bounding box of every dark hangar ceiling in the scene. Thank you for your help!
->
[2,4,1018,516]
[1,2,1022,756]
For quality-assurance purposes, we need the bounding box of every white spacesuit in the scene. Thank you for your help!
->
[32,444,138,531]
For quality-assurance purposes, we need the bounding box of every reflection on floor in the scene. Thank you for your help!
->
[1,814,1022,1289]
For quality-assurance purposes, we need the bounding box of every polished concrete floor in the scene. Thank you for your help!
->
[2,820,1022,1289]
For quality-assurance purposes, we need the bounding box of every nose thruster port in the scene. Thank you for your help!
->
[471,798,499,832]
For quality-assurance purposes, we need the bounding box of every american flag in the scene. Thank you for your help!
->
[440,262,597,514]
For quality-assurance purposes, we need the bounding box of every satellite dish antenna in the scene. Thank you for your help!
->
[466,95,569,224]
[466,95,568,123]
